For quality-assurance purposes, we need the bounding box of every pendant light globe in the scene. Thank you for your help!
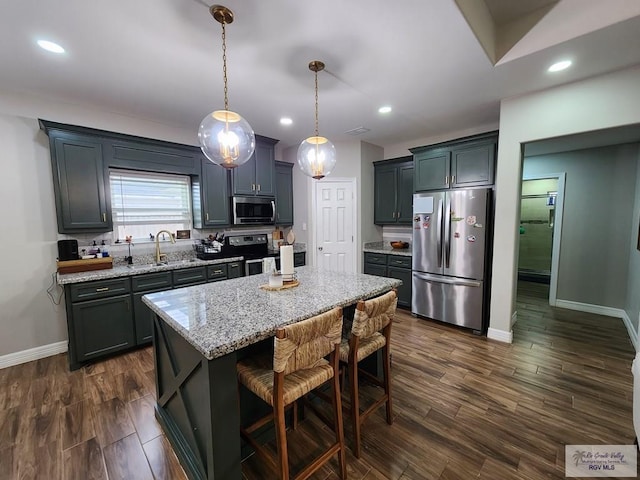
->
[198,5,255,169]
[297,135,336,180]
[199,110,255,169]
[297,60,336,180]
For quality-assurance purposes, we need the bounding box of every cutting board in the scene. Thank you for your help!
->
[57,257,113,274]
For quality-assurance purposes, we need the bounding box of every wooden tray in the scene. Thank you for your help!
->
[259,280,300,291]
[57,257,113,274]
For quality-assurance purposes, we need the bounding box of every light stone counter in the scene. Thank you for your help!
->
[56,256,244,285]
[142,266,401,360]
[363,241,412,257]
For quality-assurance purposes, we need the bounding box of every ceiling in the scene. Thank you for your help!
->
[1,0,639,152]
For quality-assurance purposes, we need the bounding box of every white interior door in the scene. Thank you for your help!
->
[314,179,356,272]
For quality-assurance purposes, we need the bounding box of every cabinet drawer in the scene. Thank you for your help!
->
[364,253,387,265]
[132,272,172,292]
[70,278,131,302]
[207,264,228,281]
[227,261,243,278]
[387,255,411,269]
[173,267,207,286]
[364,263,387,277]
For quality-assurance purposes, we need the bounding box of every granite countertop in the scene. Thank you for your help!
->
[57,256,244,285]
[363,241,412,257]
[142,266,401,360]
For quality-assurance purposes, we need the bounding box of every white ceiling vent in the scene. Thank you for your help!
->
[344,126,370,136]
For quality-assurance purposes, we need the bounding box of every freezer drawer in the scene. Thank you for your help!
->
[411,272,483,331]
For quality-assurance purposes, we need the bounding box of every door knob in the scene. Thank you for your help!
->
[318,247,323,251]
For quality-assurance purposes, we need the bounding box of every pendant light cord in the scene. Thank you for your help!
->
[221,21,229,111]
[314,70,319,137]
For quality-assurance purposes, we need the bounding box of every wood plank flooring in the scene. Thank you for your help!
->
[0,281,635,479]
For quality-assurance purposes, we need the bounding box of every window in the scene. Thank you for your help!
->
[110,169,192,241]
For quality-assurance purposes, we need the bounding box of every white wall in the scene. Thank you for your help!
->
[491,65,640,338]
[0,91,201,359]
[627,150,640,335]
[523,144,638,308]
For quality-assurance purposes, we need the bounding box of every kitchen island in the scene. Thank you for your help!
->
[142,266,401,480]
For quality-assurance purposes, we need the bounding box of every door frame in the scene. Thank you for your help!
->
[310,177,358,272]
[520,172,566,306]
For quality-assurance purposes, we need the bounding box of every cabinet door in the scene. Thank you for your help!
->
[374,166,398,224]
[275,162,294,225]
[387,266,412,308]
[451,143,495,187]
[227,261,244,278]
[133,291,162,344]
[293,252,306,267]
[254,142,275,196]
[414,150,450,191]
[397,163,414,223]
[201,159,230,227]
[364,263,387,277]
[72,294,134,360]
[207,263,228,281]
[51,134,111,233]
[232,153,257,196]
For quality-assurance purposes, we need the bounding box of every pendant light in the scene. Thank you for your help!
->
[198,5,255,169]
[297,61,336,180]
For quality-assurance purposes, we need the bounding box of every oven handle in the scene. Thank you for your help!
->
[245,259,263,265]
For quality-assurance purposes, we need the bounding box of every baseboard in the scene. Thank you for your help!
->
[555,299,637,351]
[0,341,67,369]
[487,327,513,343]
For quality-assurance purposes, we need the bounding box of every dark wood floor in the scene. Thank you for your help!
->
[0,281,635,479]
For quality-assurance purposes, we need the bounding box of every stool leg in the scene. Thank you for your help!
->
[331,356,347,479]
[274,399,289,480]
[349,360,361,458]
[383,342,393,425]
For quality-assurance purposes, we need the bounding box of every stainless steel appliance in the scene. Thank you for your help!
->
[225,234,279,276]
[232,196,275,225]
[412,188,491,332]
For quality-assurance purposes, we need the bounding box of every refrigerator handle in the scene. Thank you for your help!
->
[444,197,451,268]
[436,198,443,268]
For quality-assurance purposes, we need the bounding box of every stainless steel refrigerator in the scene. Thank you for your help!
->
[412,188,491,332]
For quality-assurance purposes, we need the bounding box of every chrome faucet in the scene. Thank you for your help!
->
[155,230,176,264]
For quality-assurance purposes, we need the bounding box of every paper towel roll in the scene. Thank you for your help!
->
[280,245,294,275]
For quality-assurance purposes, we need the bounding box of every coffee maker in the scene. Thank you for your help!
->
[57,239,79,261]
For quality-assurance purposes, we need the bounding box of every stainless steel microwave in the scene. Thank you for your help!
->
[232,196,275,225]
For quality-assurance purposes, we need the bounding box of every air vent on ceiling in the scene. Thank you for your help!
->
[344,126,370,136]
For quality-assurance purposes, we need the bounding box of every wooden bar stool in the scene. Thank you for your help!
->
[340,289,397,458]
[236,307,347,480]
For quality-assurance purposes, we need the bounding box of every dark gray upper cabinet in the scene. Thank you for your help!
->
[48,131,112,233]
[232,135,278,197]
[411,131,497,191]
[274,161,294,225]
[373,156,413,225]
[196,157,229,228]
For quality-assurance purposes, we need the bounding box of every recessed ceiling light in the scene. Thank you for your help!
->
[378,106,392,114]
[548,60,571,72]
[37,39,65,54]
[280,117,293,126]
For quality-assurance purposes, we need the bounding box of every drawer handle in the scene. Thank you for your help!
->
[102,212,107,222]
[95,287,109,292]
[213,270,223,274]
[179,275,203,281]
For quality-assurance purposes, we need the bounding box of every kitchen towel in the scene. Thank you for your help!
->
[280,245,294,275]
[262,257,277,274]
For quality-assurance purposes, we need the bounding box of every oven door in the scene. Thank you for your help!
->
[245,258,263,276]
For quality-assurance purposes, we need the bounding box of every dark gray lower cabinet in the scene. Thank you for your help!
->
[65,261,245,369]
[227,261,244,278]
[132,272,173,344]
[71,294,134,362]
[363,252,412,308]
[294,252,306,267]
